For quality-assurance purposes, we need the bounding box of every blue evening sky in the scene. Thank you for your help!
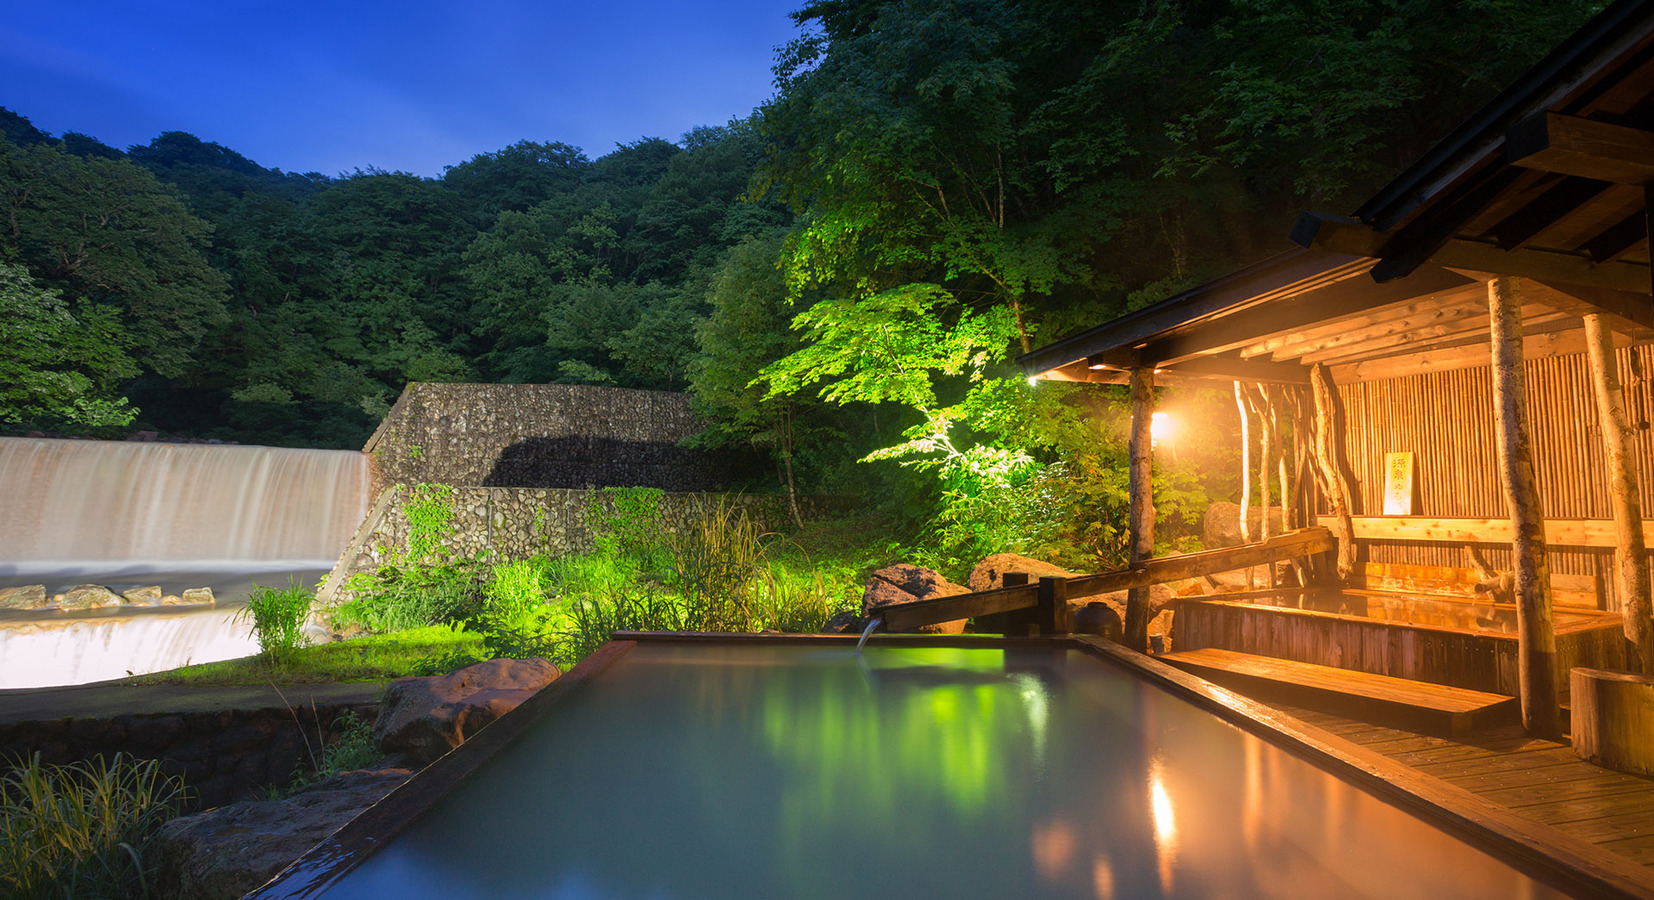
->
[1,0,803,177]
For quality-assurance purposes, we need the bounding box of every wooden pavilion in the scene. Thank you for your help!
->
[1017,0,1654,742]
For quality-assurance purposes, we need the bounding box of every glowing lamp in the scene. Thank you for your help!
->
[1150,412,1174,443]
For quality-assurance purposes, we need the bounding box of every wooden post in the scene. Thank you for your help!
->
[1235,381,1252,544]
[1037,576,1070,635]
[1584,313,1654,674]
[1489,276,1561,736]
[1308,364,1357,582]
[1125,367,1156,652]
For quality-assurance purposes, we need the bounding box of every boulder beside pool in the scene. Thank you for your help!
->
[156,768,411,900]
[373,657,561,765]
[861,564,970,634]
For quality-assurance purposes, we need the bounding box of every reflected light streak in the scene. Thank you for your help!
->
[1150,760,1177,896]
[1092,855,1115,900]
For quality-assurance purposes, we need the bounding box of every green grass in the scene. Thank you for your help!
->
[123,626,483,686]
[0,753,187,900]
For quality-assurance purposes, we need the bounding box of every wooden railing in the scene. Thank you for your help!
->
[877,527,1336,634]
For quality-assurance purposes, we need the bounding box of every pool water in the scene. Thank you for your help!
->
[274,643,1572,899]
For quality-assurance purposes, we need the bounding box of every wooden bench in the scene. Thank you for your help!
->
[1161,648,1519,736]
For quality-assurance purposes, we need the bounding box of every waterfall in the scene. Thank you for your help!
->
[0,437,370,688]
[0,438,370,572]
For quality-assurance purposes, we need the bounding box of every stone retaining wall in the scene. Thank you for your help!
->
[364,383,732,497]
[318,486,803,606]
[0,702,373,810]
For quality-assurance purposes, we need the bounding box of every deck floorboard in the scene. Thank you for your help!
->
[1270,700,1654,876]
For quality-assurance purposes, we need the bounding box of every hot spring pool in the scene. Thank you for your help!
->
[254,638,1586,899]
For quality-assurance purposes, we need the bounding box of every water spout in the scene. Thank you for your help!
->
[856,617,883,653]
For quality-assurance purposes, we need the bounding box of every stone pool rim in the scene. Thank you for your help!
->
[246,632,1654,900]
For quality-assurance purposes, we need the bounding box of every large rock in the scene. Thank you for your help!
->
[181,587,216,606]
[968,553,1077,592]
[57,584,122,609]
[861,564,969,634]
[0,584,48,610]
[373,657,560,764]
[155,768,410,900]
[1202,501,1285,549]
[122,585,163,605]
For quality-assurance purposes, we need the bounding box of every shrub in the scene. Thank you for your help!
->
[335,559,484,633]
[241,577,313,662]
[0,753,187,900]
[758,561,857,633]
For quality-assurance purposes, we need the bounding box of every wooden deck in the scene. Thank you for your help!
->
[1273,700,1654,870]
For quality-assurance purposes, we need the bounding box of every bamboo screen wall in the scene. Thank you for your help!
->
[1334,344,1654,614]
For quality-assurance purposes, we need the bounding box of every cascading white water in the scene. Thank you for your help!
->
[0,438,369,571]
[0,437,371,688]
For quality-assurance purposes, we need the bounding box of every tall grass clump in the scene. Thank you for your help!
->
[0,753,187,900]
[553,588,686,669]
[668,497,768,633]
[240,577,313,664]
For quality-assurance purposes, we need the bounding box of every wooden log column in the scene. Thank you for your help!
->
[1583,313,1654,674]
[1488,276,1561,736]
[1308,364,1357,581]
[1124,367,1156,652]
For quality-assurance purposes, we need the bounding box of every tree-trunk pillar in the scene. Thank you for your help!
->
[1309,364,1356,581]
[1125,367,1157,652]
[1583,313,1654,674]
[1235,381,1252,544]
[1489,276,1561,736]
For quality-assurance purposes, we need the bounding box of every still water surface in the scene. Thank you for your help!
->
[307,644,1571,899]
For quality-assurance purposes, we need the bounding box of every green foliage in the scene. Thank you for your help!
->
[0,261,137,430]
[666,498,769,633]
[240,577,313,664]
[586,486,665,561]
[551,588,687,670]
[0,753,187,900]
[403,483,457,565]
[126,626,483,686]
[335,559,483,634]
[265,710,385,799]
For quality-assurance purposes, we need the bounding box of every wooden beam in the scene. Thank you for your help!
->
[1581,211,1646,263]
[1584,313,1654,675]
[1236,290,1474,360]
[1488,275,1561,737]
[1328,324,1645,383]
[878,583,1041,632]
[1294,214,1652,294]
[1506,111,1654,184]
[1370,169,1527,283]
[1523,279,1654,337]
[879,529,1337,633]
[1289,303,1561,365]
[1321,515,1654,548]
[1145,265,1475,364]
[1158,355,1310,384]
[1018,250,1368,379]
[1488,176,1613,250]
[1124,367,1156,651]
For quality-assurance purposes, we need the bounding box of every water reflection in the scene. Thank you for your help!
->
[296,644,1575,900]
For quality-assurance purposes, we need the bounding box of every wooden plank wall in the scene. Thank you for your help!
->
[1335,345,1654,614]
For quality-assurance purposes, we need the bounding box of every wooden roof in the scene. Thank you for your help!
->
[1023,0,1654,387]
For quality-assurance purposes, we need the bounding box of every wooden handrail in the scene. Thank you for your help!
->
[877,527,1336,633]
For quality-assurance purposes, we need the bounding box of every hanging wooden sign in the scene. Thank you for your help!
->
[1383,451,1416,516]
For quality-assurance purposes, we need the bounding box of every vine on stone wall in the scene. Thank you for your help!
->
[587,486,665,560]
[405,482,457,564]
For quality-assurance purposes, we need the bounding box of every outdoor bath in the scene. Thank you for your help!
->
[250,634,1608,900]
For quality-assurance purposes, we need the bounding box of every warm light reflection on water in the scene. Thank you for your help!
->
[277,645,1578,900]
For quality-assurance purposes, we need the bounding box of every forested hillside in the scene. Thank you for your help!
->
[0,0,1599,563]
